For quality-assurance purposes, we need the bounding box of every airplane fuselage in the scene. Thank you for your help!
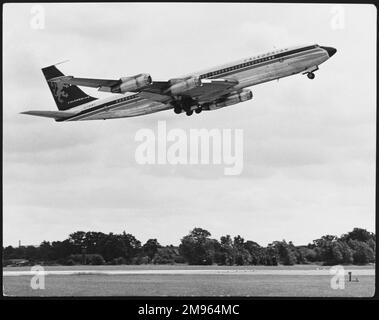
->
[196,44,330,90]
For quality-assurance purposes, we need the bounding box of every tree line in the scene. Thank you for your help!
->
[3,227,375,266]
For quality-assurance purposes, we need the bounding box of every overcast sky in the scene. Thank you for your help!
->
[3,3,376,247]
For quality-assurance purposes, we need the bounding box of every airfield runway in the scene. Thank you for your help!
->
[3,265,375,297]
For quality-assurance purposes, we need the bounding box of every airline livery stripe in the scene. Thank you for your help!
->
[60,94,141,121]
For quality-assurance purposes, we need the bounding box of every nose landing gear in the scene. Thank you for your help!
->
[303,66,318,80]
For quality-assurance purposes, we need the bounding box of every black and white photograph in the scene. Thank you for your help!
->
[2,2,376,303]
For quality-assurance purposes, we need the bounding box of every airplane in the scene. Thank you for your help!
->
[22,44,336,121]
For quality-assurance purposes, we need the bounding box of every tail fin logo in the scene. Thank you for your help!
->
[49,81,69,104]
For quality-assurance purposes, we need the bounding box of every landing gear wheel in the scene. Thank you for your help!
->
[195,108,202,114]
[174,107,181,114]
[307,72,315,80]
[186,110,193,116]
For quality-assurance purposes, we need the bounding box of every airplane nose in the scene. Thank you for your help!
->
[321,46,337,57]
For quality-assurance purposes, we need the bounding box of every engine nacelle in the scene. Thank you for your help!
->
[167,77,202,95]
[111,73,152,93]
[207,90,253,110]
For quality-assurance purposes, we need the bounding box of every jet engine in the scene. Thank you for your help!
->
[111,73,152,93]
[167,77,202,95]
[207,90,253,110]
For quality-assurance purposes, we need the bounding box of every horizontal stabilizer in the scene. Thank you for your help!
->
[20,110,77,120]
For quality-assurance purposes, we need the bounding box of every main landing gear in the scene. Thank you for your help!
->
[172,97,203,116]
[186,107,202,116]
[173,104,203,116]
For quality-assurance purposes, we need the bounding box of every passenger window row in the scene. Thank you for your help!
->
[200,54,278,79]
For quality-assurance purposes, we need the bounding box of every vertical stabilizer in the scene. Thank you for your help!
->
[42,65,97,110]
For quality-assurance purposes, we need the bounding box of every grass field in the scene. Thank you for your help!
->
[3,264,375,297]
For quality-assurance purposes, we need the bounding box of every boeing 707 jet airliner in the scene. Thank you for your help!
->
[22,44,336,121]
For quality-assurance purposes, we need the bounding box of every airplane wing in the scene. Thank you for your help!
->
[51,75,239,103]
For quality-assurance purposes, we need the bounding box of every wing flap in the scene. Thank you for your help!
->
[138,78,238,103]
[188,78,239,99]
